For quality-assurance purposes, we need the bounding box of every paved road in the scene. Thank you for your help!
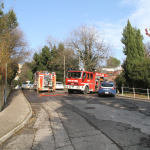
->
[1,90,150,150]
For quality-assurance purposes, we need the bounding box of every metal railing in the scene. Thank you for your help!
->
[121,87,150,100]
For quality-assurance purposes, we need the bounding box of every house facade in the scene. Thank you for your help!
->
[102,66,123,81]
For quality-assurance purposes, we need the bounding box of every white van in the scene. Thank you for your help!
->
[21,81,34,90]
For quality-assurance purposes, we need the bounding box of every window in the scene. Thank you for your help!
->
[83,73,86,79]
[87,73,90,79]
[68,72,82,78]
[23,82,28,84]
[101,83,113,87]
[90,74,93,79]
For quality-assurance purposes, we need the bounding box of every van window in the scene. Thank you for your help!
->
[23,82,28,84]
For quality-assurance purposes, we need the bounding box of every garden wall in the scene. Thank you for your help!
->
[0,80,11,111]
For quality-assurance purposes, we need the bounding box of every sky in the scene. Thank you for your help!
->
[3,0,150,64]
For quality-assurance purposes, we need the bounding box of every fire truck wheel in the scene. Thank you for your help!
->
[83,86,89,94]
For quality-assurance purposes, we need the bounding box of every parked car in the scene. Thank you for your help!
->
[56,81,64,90]
[21,81,34,90]
[98,81,116,97]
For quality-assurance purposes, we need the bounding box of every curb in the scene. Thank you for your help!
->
[117,94,150,102]
[0,90,32,145]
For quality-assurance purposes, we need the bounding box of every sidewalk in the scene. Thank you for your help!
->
[0,90,32,144]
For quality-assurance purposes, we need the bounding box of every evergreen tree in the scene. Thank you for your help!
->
[41,46,52,68]
[135,29,144,60]
[121,20,137,60]
[131,59,150,88]
[121,20,144,61]
[29,43,79,83]
[31,46,51,72]
[119,20,145,87]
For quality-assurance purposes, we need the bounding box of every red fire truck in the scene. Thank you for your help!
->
[65,70,108,94]
[34,71,56,92]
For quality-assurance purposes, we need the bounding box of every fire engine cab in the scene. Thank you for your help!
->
[34,71,56,92]
[65,70,108,94]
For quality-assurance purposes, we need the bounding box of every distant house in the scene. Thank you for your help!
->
[14,64,22,80]
[102,66,123,81]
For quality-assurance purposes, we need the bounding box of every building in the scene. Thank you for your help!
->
[102,66,123,81]
[14,64,22,80]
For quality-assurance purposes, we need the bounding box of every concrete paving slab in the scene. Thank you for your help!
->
[0,90,32,144]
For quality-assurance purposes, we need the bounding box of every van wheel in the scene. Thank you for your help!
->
[83,86,89,94]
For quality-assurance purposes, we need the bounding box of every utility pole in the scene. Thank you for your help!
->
[4,63,7,104]
[76,49,80,69]
[64,55,65,84]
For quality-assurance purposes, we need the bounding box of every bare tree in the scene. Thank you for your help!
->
[144,42,150,58]
[46,36,78,71]
[0,27,29,82]
[46,35,60,50]
[65,25,111,71]
[0,27,29,63]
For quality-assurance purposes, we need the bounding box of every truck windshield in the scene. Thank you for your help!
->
[67,72,82,78]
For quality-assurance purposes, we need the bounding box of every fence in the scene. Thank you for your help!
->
[121,87,150,100]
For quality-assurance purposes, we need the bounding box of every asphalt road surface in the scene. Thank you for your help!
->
[1,90,150,150]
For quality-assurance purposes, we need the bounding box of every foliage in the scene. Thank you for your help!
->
[17,63,34,85]
[135,28,144,59]
[0,2,29,83]
[118,20,145,88]
[121,20,144,61]
[116,20,146,89]
[31,46,51,72]
[144,42,150,58]
[66,25,111,71]
[106,57,120,68]
[118,59,150,89]
[115,71,126,93]
[12,79,19,88]
[28,44,78,83]
[129,59,150,88]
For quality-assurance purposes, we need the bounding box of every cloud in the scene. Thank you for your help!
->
[118,0,138,6]
[119,0,150,42]
[93,19,126,62]
[92,0,150,63]
[128,0,150,42]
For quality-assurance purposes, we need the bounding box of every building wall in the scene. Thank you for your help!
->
[102,66,123,81]
[14,64,22,80]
